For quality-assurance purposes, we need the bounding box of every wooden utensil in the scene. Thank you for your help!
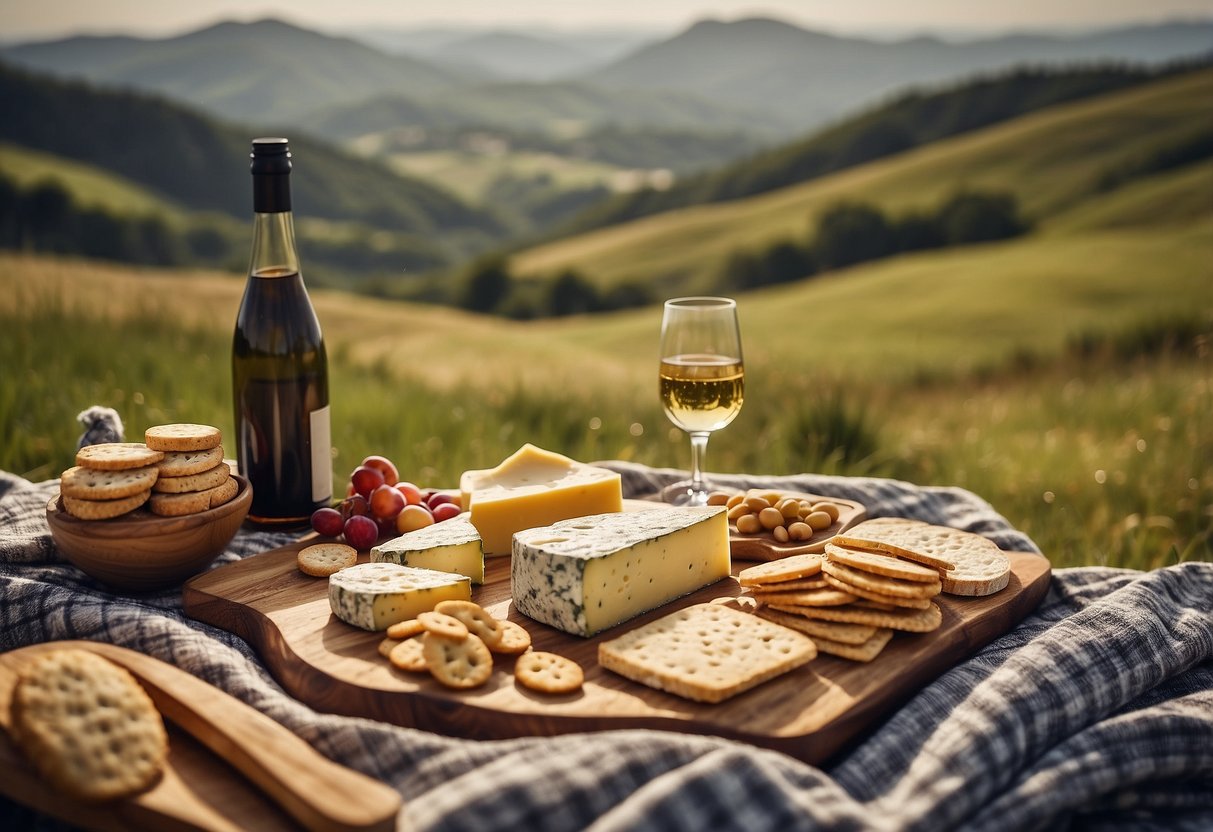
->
[0,641,401,832]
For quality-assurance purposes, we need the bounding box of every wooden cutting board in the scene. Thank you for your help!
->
[183,541,1050,765]
[0,641,401,832]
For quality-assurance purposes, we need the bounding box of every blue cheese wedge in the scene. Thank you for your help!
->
[511,506,730,637]
[328,562,472,631]
[370,515,485,584]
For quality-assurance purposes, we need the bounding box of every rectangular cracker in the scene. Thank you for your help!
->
[755,608,878,645]
[812,628,894,662]
[769,601,943,633]
[598,603,817,703]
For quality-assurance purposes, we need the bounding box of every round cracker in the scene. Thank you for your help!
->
[417,611,469,641]
[514,651,584,695]
[62,490,151,520]
[153,463,230,494]
[11,649,167,801]
[297,543,357,577]
[825,543,941,583]
[388,637,428,672]
[377,637,401,659]
[748,586,858,607]
[60,464,159,500]
[157,446,225,478]
[386,619,425,640]
[822,559,941,599]
[75,443,165,471]
[737,553,823,587]
[422,632,492,689]
[145,424,222,452]
[489,620,532,655]
[434,600,503,649]
[754,608,878,645]
[148,477,236,517]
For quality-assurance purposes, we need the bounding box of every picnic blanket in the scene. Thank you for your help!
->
[2,462,1211,831]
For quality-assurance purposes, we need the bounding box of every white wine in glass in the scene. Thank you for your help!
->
[659,297,744,506]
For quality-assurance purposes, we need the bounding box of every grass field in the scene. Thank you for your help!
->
[1,254,1208,571]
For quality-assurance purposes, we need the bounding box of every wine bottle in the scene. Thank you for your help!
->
[232,137,332,523]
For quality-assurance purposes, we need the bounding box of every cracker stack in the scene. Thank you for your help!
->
[59,423,235,521]
[61,443,165,520]
[146,424,236,517]
[731,520,1012,663]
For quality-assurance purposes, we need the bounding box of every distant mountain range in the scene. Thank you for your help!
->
[4,16,1211,140]
[0,18,473,125]
[586,17,1213,129]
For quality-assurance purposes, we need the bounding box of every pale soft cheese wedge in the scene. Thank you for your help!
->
[328,562,471,631]
[511,506,730,638]
[461,444,623,556]
[370,515,485,584]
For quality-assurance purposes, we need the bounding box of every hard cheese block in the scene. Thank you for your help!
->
[370,515,485,584]
[461,443,623,556]
[511,506,730,637]
[328,562,471,631]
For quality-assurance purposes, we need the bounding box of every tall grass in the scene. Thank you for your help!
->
[3,296,1208,571]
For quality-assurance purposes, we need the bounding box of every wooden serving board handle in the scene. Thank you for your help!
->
[2,642,401,832]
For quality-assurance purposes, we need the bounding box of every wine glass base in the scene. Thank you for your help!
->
[660,480,712,506]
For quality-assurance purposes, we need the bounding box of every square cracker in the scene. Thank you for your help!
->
[598,603,816,703]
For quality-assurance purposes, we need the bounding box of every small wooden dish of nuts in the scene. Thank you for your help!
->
[708,489,867,562]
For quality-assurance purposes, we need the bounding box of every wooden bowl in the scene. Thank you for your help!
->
[46,475,251,593]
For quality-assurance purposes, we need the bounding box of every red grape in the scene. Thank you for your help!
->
[340,494,369,521]
[431,502,461,523]
[396,504,434,533]
[395,481,423,506]
[310,507,344,537]
[426,492,457,511]
[369,484,405,521]
[375,515,397,540]
[343,515,378,550]
[361,455,399,487]
[350,465,385,499]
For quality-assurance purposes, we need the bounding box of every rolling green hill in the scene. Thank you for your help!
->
[0,143,186,219]
[0,61,503,244]
[562,63,1202,235]
[511,68,1213,296]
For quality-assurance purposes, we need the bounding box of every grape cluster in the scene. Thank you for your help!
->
[310,455,462,549]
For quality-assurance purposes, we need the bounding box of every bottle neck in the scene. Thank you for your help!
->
[248,211,300,277]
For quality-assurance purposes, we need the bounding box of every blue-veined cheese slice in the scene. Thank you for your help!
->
[328,562,471,631]
[510,506,730,637]
[370,515,484,584]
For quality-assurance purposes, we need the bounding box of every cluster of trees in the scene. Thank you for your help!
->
[0,175,227,266]
[457,256,653,319]
[716,190,1029,292]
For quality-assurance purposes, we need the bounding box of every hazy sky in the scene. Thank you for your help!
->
[3,0,1211,40]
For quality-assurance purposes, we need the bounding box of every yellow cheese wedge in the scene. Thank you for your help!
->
[460,444,623,556]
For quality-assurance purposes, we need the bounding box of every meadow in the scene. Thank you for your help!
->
[1,253,1208,571]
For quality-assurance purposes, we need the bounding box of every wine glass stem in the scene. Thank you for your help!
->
[689,431,710,496]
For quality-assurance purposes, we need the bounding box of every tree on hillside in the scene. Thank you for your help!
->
[812,202,897,270]
[548,269,599,316]
[936,191,1027,244]
[460,256,513,314]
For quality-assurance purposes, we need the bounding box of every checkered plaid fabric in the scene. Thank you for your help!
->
[2,463,1210,831]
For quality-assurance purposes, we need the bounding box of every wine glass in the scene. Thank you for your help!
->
[658,297,745,506]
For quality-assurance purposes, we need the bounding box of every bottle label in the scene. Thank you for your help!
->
[310,405,333,503]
